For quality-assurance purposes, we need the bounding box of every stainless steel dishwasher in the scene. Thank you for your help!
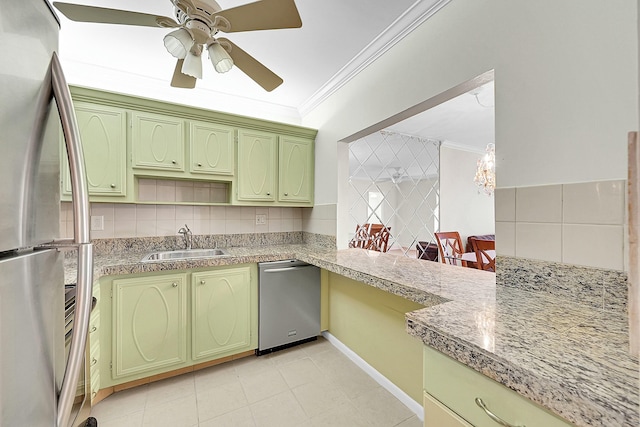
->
[257,260,321,355]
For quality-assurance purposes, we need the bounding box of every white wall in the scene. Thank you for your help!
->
[303,0,637,247]
[440,146,495,245]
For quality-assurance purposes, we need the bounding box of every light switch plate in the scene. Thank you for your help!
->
[255,214,267,225]
[91,215,104,231]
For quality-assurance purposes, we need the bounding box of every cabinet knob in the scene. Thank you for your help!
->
[284,193,288,196]
[89,326,97,333]
[171,160,177,164]
[197,163,202,167]
[90,358,97,366]
[172,282,178,288]
[200,280,206,285]
[110,184,116,189]
[266,192,270,196]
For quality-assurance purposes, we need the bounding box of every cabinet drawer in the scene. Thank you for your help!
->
[424,346,574,427]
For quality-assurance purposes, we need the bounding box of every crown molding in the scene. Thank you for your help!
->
[441,140,488,155]
[298,0,451,117]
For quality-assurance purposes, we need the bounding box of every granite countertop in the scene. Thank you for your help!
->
[67,244,639,427]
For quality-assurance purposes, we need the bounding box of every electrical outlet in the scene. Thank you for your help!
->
[90,215,104,231]
[255,214,267,225]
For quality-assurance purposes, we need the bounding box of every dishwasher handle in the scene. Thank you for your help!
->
[262,265,314,273]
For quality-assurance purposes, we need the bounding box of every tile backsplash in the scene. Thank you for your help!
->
[495,180,627,271]
[60,202,338,241]
[61,203,305,239]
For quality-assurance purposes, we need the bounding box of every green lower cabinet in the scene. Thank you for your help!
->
[100,265,257,388]
[192,267,252,360]
[112,274,188,379]
[423,346,574,427]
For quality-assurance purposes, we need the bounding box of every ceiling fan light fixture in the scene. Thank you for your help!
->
[208,42,233,73]
[163,28,194,59]
[182,50,202,79]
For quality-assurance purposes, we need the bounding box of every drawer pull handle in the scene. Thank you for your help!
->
[475,398,524,427]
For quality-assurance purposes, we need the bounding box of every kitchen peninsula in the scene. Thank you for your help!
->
[67,236,639,427]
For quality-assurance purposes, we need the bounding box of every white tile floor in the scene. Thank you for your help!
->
[91,337,422,427]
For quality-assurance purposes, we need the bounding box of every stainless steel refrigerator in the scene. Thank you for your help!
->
[0,1,94,426]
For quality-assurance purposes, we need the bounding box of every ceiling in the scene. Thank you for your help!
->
[55,0,493,150]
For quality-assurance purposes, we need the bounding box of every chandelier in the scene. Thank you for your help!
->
[474,143,495,195]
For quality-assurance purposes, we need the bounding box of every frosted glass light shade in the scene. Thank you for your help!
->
[182,51,202,79]
[208,43,233,73]
[163,28,194,59]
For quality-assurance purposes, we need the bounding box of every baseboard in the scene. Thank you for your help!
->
[322,331,424,421]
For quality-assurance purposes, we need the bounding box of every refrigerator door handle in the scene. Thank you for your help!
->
[49,52,94,427]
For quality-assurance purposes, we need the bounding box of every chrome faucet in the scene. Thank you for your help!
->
[177,224,193,250]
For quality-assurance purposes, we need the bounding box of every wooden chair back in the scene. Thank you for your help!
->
[349,223,391,252]
[434,231,467,267]
[472,238,496,272]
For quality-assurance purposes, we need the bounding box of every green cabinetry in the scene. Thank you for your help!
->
[112,273,188,379]
[62,102,126,197]
[96,264,257,389]
[64,86,316,206]
[423,346,574,427]
[131,111,185,172]
[236,129,277,202]
[189,120,235,176]
[191,267,251,360]
[278,136,314,203]
[236,130,315,205]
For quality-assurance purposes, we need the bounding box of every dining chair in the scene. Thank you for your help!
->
[434,231,467,267]
[349,223,391,252]
[472,238,496,272]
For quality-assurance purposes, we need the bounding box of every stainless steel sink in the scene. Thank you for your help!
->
[141,248,228,262]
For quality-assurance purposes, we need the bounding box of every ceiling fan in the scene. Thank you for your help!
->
[52,0,302,91]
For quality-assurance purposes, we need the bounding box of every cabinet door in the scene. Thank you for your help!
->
[62,103,126,196]
[189,121,234,176]
[112,274,187,379]
[191,267,251,360]
[278,136,313,203]
[131,111,184,171]
[237,129,277,201]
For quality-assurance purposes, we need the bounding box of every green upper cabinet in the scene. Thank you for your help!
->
[189,120,235,176]
[278,136,314,204]
[191,267,252,361]
[62,103,126,197]
[112,274,188,380]
[237,129,277,202]
[131,111,184,172]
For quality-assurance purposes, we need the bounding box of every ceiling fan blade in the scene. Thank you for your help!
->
[171,59,197,88]
[53,2,179,28]
[218,38,283,91]
[213,0,302,33]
